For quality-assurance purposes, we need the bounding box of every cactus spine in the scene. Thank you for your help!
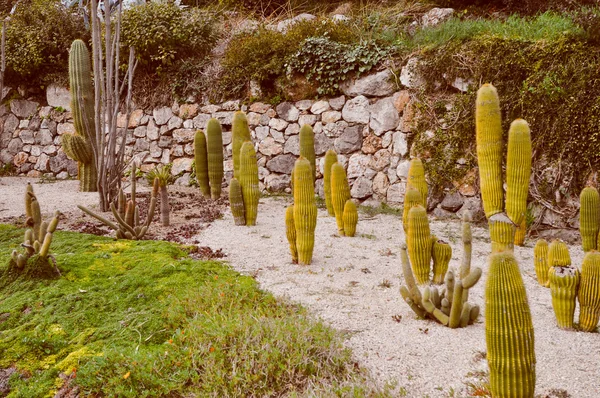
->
[64,39,97,192]
[285,205,298,264]
[239,141,259,226]
[486,251,536,398]
[402,187,422,233]
[299,124,316,184]
[475,85,532,252]
[432,240,451,285]
[578,250,600,332]
[407,158,427,208]
[533,239,549,286]
[323,150,338,216]
[229,178,245,226]
[343,200,358,237]
[194,130,210,198]
[331,162,350,236]
[476,84,503,218]
[580,186,599,252]
[232,111,252,180]
[406,205,432,284]
[293,157,317,265]
[206,118,224,199]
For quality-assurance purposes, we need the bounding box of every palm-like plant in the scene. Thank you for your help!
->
[146,164,173,226]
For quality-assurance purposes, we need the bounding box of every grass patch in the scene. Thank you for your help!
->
[359,203,402,217]
[0,225,382,397]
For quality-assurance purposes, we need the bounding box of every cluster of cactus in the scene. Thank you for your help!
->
[145,164,173,227]
[285,157,317,265]
[194,118,224,200]
[61,39,98,192]
[400,211,482,328]
[228,112,259,226]
[322,151,358,237]
[534,239,600,331]
[475,83,532,253]
[485,251,536,397]
[78,163,157,240]
[4,183,61,280]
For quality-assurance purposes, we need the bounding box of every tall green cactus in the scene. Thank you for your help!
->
[331,162,350,236]
[402,187,422,233]
[549,265,580,330]
[475,84,532,253]
[505,119,532,226]
[343,200,358,237]
[533,239,549,286]
[206,118,224,199]
[239,141,259,226]
[63,39,97,192]
[323,150,338,216]
[486,251,536,398]
[232,111,252,180]
[194,130,210,198]
[578,250,600,332]
[432,239,451,285]
[229,177,245,226]
[580,186,599,252]
[407,158,427,208]
[299,124,316,184]
[514,218,527,246]
[476,83,503,218]
[407,205,432,284]
[285,205,298,264]
[293,157,317,265]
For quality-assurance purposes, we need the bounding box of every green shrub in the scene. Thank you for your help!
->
[4,0,87,86]
[121,2,218,73]
[288,36,392,95]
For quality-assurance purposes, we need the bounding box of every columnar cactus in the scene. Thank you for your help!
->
[229,178,245,226]
[293,157,317,265]
[331,162,350,236]
[432,239,451,285]
[548,240,579,329]
[533,239,549,286]
[514,218,526,246]
[299,124,316,184]
[78,163,157,240]
[323,150,338,216]
[239,141,259,226]
[578,250,600,332]
[343,200,358,237]
[194,130,210,198]
[407,205,432,284]
[402,187,422,233]
[285,205,298,264]
[400,212,481,329]
[206,118,224,199]
[485,251,536,398]
[407,158,427,208]
[475,84,532,253]
[4,183,61,280]
[580,186,599,252]
[232,111,252,180]
[63,39,97,192]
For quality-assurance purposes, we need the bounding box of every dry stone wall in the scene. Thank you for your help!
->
[0,81,482,220]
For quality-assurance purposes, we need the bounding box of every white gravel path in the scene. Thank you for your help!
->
[1,177,599,397]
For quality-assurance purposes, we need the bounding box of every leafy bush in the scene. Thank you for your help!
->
[4,0,87,86]
[121,2,218,73]
[288,36,391,95]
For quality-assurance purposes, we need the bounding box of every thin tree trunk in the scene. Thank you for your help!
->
[1,19,6,105]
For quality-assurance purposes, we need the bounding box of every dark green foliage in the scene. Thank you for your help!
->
[120,2,218,74]
[435,0,595,14]
[4,0,88,86]
[289,37,392,95]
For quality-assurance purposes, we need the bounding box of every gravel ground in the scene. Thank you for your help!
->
[1,177,599,397]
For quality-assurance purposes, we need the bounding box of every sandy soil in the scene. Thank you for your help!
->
[1,177,599,397]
